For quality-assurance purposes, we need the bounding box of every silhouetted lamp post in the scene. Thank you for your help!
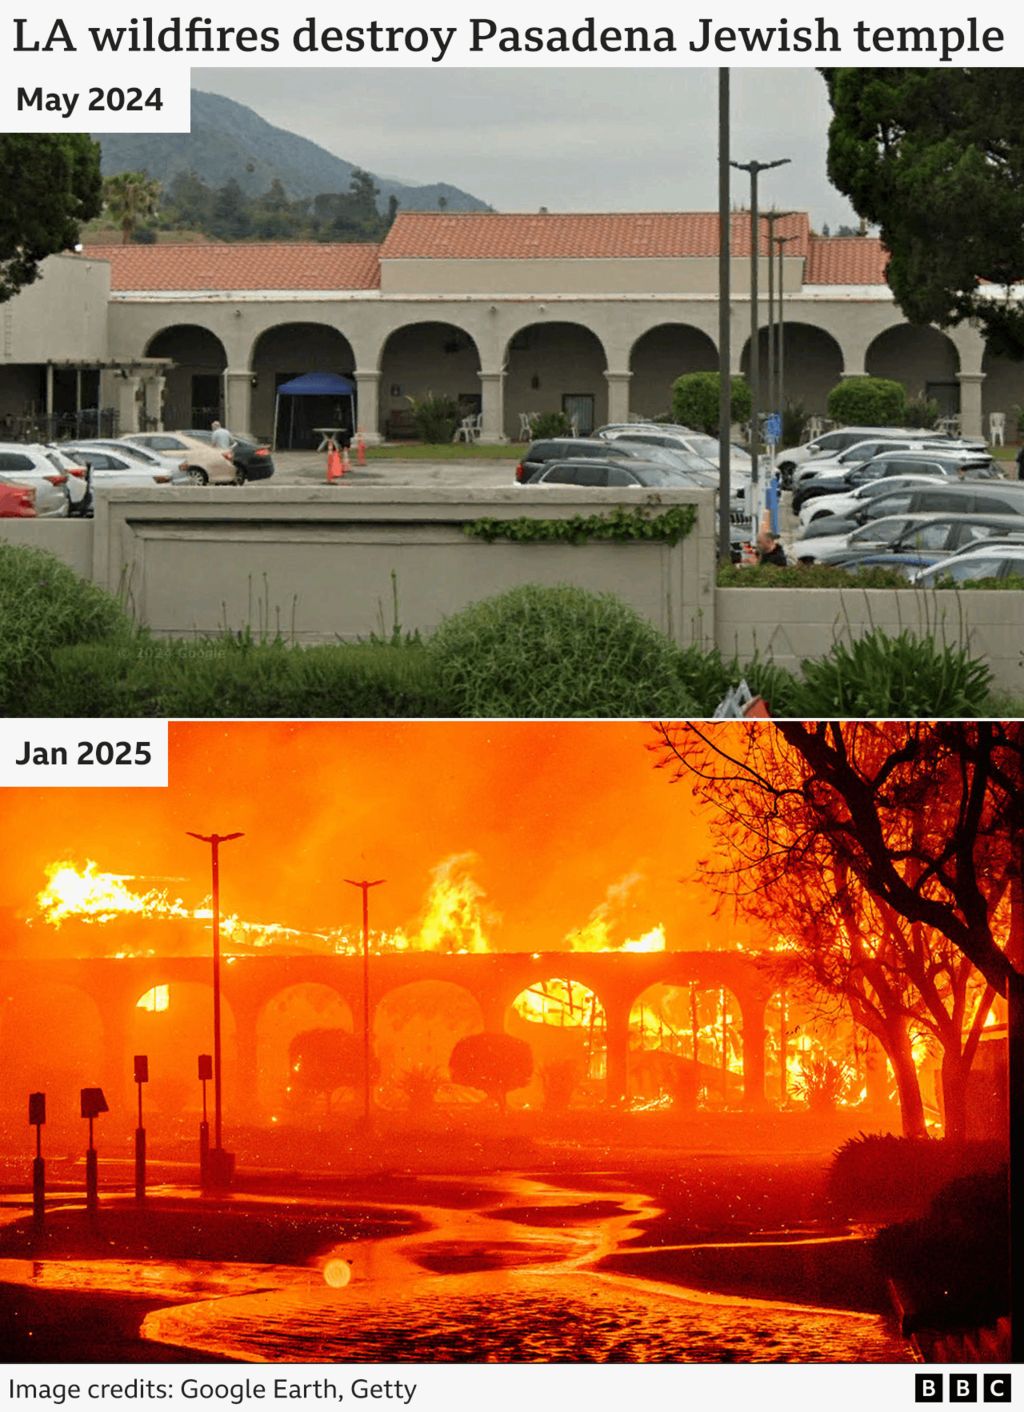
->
[730,156,790,520]
[133,1054,148,1203]
[345,878,385,1125]
[187,830,243,1189]
[197,1053,212,1186]
[29,1091,45,1226]
[80,1086,108,1215]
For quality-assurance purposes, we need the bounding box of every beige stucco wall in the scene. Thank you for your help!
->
[715,586,1024,698]
[0,255,109,365]
[85,486,716,647]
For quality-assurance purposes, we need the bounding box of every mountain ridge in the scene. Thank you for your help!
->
[97,89,491,214]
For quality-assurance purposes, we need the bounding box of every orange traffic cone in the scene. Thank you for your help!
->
[356,431,366,466]
[341,446,351,476]
[326,447,343,483]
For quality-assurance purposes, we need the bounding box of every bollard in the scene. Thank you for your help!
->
[199,1119,210,1189]
[134,1127,146,1204]
[85,1147,98,1214]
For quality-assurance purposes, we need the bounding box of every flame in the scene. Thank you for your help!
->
[513,979,604,1028]
[412,854,493,954]
[37,860,192,928]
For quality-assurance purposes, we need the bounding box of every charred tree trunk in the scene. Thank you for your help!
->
[887,1017,927,1139]
[939,1050,970,1143]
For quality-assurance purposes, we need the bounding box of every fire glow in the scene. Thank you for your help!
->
[34,859,668,956]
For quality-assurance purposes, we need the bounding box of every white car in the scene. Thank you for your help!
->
[777,426,981,481]
[791,438,984,488]
[65,445,191,504]
[68,437,183,473]
[44,445,91,514]
[0,443,71,517]
[912,541,1024,586]
[797,474,949,529]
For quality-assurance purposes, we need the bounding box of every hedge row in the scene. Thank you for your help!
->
[0,544,1007,719]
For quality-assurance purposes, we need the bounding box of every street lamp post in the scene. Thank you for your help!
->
[187,829,243,1189]
[773,234,798,421]
[730,157,790,528]
[345,878,385,1126]
[717,67,732,567]
[762,211,794,420]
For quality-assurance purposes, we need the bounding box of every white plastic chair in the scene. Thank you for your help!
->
[452,416,474,444]
[518,412,534,440]
[989,412,1006,446]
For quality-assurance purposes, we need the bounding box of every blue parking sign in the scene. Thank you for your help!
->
[765,413,782,444]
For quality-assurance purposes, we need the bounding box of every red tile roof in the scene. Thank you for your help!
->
[806,235,888,285]
[81,242,382,291]
[379,211,811,261]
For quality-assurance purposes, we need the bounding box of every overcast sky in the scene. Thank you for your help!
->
[196,68,859,229]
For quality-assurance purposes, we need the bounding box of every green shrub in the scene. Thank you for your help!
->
[827,376,907,427]
[874,1168,1008,1331]
[0,544,130,714]
[671,372,751,436]
[780,399,810,449]
[717,562,911,589]
[29,638,452,717]
[829,1133,1006,1220]
[530,410,572,438]
[428,584,698,717]
[406,391,460,443]
[904,394,940,430]
[797,628,992,718]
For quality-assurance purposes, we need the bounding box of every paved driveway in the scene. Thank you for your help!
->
[270,452,517,491]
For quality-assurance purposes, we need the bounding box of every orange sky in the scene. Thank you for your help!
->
[0,721,761,955]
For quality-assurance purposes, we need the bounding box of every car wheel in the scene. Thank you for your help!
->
[187,467,209,486]
[233,467,247,486]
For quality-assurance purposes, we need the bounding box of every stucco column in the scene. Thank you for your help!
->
[604,369,633,425]
[223,369,253,434]
[740,1000,767,1109]
[478,368,507,444]
[353,368,382,444]
[114,374,143,434]
[604,998,631,1105]
[142,374,165,431]
[957,371,985,439]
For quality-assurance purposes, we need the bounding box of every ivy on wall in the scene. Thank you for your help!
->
[461,505,698,548]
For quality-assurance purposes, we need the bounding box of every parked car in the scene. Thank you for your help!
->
[0,445,70,517]
[912,541,1024,585]
[792,450,999,514]
[64,445,190,513]
[599,425,755,474]
[0,478,37,517]
[42,444,90,515]
[797,474,949,529]
[792,512,1024,566]
[178,429,275,482]
[121,432,236,485]
[66,437,179,472]
[517,437,658,484]
[790,438,985,491]
[777,426,983,485]
[534,458,716,488]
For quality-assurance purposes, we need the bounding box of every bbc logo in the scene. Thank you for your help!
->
[915,1374,1012,1403]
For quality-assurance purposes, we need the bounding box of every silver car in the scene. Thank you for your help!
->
[0,444,70,517]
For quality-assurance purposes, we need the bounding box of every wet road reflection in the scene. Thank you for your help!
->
[137,1175,909,1362]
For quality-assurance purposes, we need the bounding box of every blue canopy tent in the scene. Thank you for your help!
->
[273,371,356,451]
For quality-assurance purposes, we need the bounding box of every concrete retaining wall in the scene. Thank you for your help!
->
[3,487,716,648]
[716,586,1024,698]
[4,491,1022,700]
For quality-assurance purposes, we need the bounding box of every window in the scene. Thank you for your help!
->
[866,494,915,519]
[904,522,955,550]
[606,466,637,486]
[944,556,1006,582]
[0,453,35,470]
[545,464,607,486]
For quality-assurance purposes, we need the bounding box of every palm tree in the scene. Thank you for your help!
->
[102,171,161,244]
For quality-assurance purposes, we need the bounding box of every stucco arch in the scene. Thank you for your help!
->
[0,982,104,1131]
[255,982,354,1116]
[741,322,844,416]
[504,976,608,1109]
[144,324,228,428]
[130,980,238,1115]
[629,323,719,420]
[373,979,484,1106]
[503,321,610,437]
[249,321,357,445]
[377,320,482,439]
[866,324,961,414]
